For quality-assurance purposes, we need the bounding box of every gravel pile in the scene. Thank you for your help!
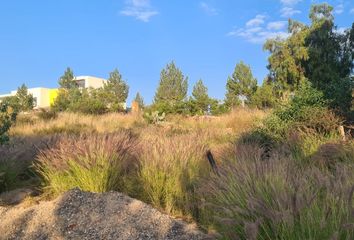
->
[0,188,212,240]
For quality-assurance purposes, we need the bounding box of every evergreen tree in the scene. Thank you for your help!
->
[53,68,80,111]
[3,84,34,112]
[192,79,209,101]
[225,61,257,108]
[263,20,309,99]
[134,92,144,109]
[16,84,34,111]
[154,61,188,113]
[58,67,76,89]
[103,68,129,111]
[189,79,211,114]
[250,82,277,109]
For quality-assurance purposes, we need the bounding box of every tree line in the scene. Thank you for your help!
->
[1,3,353,120]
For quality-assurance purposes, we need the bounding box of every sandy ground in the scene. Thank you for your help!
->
[0,188,212,240]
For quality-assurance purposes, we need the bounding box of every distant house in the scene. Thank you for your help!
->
[0,87,58,109]
[74,76,106,89]
[0,76,126,110]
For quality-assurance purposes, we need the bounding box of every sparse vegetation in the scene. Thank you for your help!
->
[1,105,353,239]
[1,3,353,240]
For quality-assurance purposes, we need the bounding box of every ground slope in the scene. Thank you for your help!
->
[0,188,211,240]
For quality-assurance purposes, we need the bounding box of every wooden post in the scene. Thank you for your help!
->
[338,125,345,141]
[131,101,140,114]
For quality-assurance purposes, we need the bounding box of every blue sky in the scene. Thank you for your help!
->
[0,0,353,104]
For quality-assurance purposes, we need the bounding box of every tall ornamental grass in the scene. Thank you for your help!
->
[35,131,140,195]
[201,143,354,240]
[139,133,211,219]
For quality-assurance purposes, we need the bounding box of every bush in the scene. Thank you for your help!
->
[35,131,140,195]
[0,164,18,193]
[201,143,354,239]
[0,103,17,144]
[245,82,341,148]
[143,111,166,124]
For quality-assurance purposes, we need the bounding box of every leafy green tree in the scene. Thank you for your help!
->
[225,61,257,108]
[103,68,129,112]
[153,61,188,113]
[263,20,309,99]
[264,3,353,116]
[305,4,353,114]
[134,92,144,109]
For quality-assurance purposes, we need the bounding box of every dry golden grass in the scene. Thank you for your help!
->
[11,112,146,136]
[11,108,268,143]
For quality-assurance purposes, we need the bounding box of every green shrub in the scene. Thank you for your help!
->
[0,103,17,144]
[244,82,341,149]
[0,164,18,193]
[35,132,140,195]
[143,111,166,124]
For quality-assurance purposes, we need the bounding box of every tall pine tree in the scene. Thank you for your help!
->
[190,79,211,114]
[225,61,257,108]
[103,68,129,111]
[58,67,76,89]
[154,61,188,113]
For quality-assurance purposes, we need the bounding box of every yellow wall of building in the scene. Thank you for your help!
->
[49,89,59,106]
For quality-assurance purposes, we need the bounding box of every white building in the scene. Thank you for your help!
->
[0,76,127,110]
[0,88,58,109]
[74,76,106,89]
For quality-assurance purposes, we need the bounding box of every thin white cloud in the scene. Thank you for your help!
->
[280,0,302,5]
[334,4,344,15]
[228,15,289,44]
[200,2,218,16]
[351,8,354,14]
[267,21,287,30]
[120,0,158,22]
[246,15,266,27]
[280,7,301,17]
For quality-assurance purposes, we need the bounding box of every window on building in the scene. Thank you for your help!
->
[76,80,86,89]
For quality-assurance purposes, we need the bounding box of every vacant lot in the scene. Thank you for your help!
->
[1,108,353,239]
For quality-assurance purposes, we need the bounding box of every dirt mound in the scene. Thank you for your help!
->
[0,188,211,240]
